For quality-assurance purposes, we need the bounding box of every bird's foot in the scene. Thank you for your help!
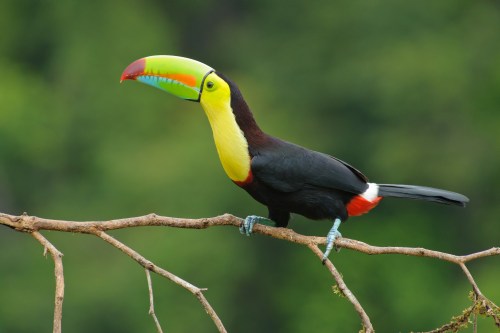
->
[240,215,274,236]
[322,218,342,264]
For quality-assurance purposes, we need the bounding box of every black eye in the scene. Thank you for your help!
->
[206,81,214,89]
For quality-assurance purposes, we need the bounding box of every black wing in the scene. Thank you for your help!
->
[251,139,369,195]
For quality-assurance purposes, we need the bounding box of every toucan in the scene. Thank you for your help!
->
[121,55,469,261]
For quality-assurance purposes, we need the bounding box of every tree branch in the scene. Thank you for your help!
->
[308,244,374,332]
[31,231,64,333]
[1,212,498,332]
[90,228,227,333]
[145,269,164,333]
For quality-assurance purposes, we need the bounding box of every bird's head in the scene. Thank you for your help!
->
[121,55,255,184]
[120,55,231,110]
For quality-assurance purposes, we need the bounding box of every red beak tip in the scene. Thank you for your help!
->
[121,58,146,82]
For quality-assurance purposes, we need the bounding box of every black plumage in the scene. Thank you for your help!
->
[219,72,469,228]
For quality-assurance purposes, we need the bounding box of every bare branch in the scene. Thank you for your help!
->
[335,238,500,265]
[459,263,482,297]
[90,229,227,333]
[308,244,374,333]
[145,269,164,333]
[31,231,64,333]
[1,212,499,332]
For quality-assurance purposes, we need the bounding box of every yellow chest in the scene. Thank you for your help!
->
[200,96,252,183]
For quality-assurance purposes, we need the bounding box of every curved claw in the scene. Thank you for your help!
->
[239,215,259,236]
[322,230,342,262]
[322,218,343,263]
[239,215,277,236]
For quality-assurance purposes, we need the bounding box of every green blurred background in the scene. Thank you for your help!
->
[0,0,499,332]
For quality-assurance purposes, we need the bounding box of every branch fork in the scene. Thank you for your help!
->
[1,212,498,333]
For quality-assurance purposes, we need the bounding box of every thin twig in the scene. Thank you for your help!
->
[145,269,164,333]
[31,231,64,333]
[308,244,374,333]
[459,263,482,297]
[421,292,500,333]
[90,229,227,333]
[473,291,478,333]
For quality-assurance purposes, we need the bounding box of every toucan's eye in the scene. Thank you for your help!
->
[206,81,214,89]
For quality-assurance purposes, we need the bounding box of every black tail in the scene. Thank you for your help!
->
[378,184,469,207]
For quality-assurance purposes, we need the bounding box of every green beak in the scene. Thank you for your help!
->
[121,55,214,101]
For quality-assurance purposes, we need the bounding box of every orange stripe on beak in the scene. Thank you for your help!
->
[161,73,197,87]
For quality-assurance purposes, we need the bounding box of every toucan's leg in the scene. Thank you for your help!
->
[240,215,275,236]
[322,218,342,263]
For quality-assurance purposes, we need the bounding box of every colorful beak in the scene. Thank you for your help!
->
[121,55,214,102]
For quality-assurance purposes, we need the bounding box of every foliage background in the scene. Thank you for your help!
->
[0,0,499,332]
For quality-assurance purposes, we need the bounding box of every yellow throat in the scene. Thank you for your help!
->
[199,72,252,183]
